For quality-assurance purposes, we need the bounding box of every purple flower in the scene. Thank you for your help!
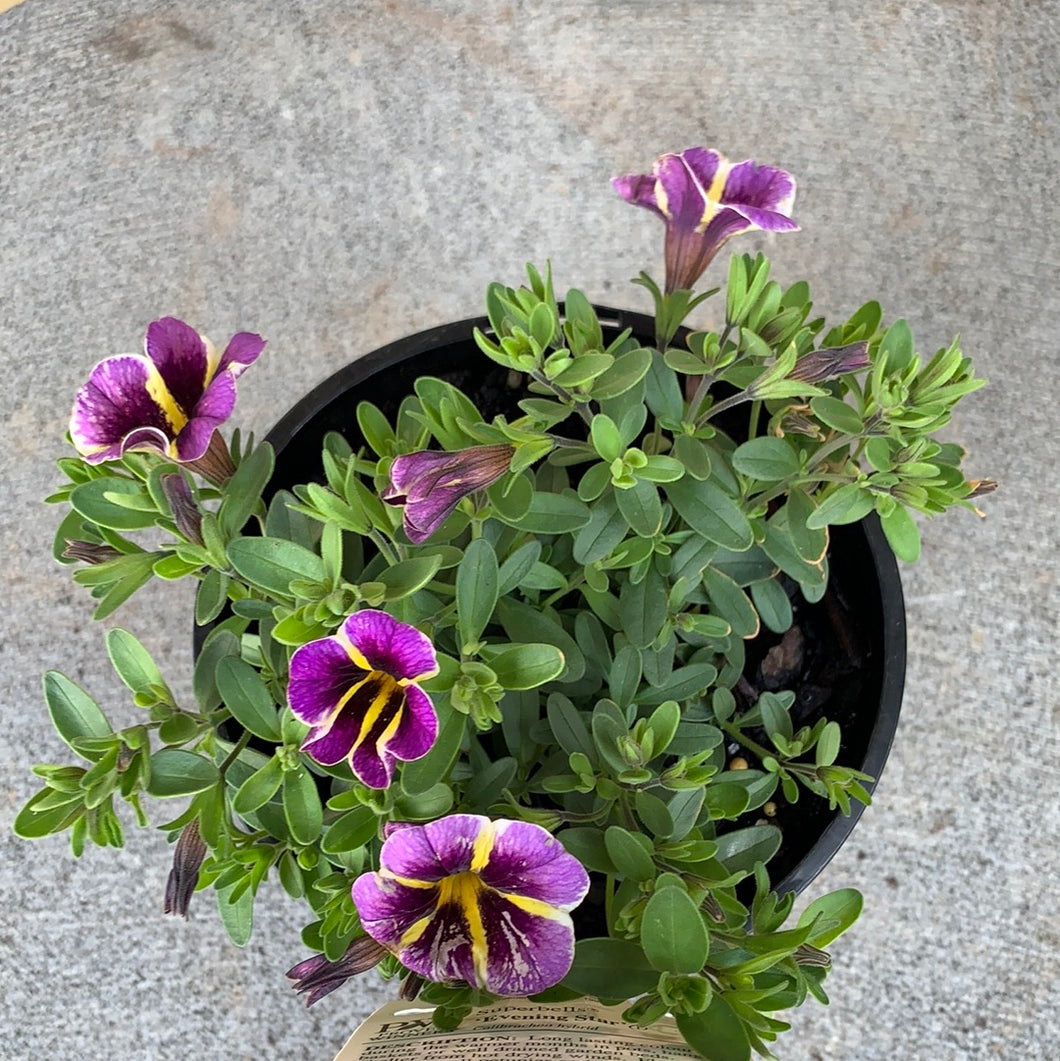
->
[352,814,590,997]
[613,147,798,292]
[70,317,265,466]
[382,445,514,544]
[287,610,439,789]
[789,342,871,384]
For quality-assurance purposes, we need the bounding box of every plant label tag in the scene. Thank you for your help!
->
[332,997,701,1061]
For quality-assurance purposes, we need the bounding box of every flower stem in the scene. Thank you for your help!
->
[719,719,774,764]
[219,729,253,775]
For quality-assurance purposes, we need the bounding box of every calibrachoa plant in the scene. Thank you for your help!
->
[16,147,991,1061]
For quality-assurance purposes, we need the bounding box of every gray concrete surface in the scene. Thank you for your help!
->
[1,2,1057,1058]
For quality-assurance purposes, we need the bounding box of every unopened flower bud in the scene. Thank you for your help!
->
[160,472,204,545]
[789,342,870,384]
[163,819,207,918]
[286,936,389,1006]
[62,540,123,565]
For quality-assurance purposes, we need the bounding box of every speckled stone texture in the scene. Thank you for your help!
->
[1,2,1056,1058]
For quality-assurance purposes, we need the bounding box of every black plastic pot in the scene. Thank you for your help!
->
[240,307,906,898]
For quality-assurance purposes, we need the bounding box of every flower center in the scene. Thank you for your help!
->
[435,870,485,914]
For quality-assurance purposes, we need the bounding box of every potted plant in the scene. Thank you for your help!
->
[15,147,990,1060]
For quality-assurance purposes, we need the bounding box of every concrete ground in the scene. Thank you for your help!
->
[1,2,1056,1058]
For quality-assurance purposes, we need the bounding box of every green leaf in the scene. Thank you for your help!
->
[43,671,112,757]
[641,885,710,973]
[456,538,499,649]
[192,629,241,713]
[146,750,220,797]
[227,537,326,596]
[880,503,921,562]
[562,938,660,998]
[880,318,914,372]
[547,694,597,762]
[590,414,624,462]
[760,522,826,589]
[496,540,541,596]
[608,645,642,708]
[378,555,444,600]
[283,764,324,846]
[749,579,793,634]
[232,755,284,815]
[617,478,663,538]
[805,483,875,529]
[731,437,800,482]
[713,825,782,875]
[557,827,616,874]
[357,401,397,457]
[666,478,754,552]
[703,568,760,639]
[496,599,585,682]
[809,395,864,435]
[604,826,656,882]
[784,488,828,564]
[216,657,282,742]
[216,881,254,947]
[70,477,157,531]
[194,568,230,626]
[501,491,591,534]
[621,566,668,649]
[13,788,84,838]
[220,443,275,536]
[322,805,379,854]
[797,888,863,946]
[592,347,653,400]
[816,720,842,766]
[635,790,675,839]
[675,995,751,1061]
[487,643,565,690]
[572,491,627,564]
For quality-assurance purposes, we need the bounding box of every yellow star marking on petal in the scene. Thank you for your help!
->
[352,673,402,751]
[433,871,490,987]
[498,892,568,921]
[203,336,221,386]
[470,819,495,874]
[143,360,188,435]
[336,630,373,672]
[698,162,731,229]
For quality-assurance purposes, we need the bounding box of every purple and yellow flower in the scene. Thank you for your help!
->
[382,444,514,544]
[287,609,439,789]
[352,814,590,997]
[613,147,798,292]
[70,317,265,469]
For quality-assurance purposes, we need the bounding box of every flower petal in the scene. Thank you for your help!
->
[610,172,663,217]
[352,872,441,948]
[386,683,438,764]
[144,317,210,419]
[394,896,480,987]
[476,889,576,996]
[289,637,367,728]
[721,159,797,219]
[218,331,266,375]
[340,610,438,682]
[301,708,362,766]
[477,821,590,910]
[70,355,178,462]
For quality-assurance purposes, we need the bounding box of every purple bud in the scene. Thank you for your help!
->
[163,819,207,918]
[159,472,203,545]
[62,540,123,565]
[286,936,389,1006]
[382,444,514,543]
[789,342,870,384]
